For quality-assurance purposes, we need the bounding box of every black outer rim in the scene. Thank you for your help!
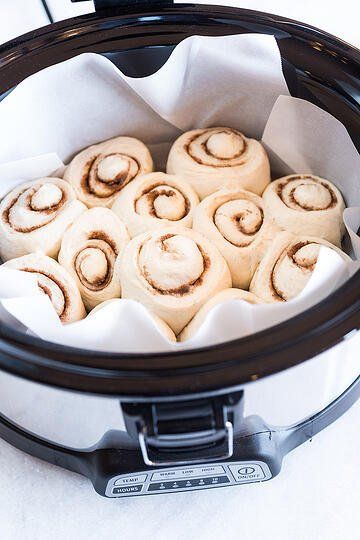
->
[0,4,359,397]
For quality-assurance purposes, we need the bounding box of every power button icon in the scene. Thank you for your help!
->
[238,467,255,475]
[229,464,266,482]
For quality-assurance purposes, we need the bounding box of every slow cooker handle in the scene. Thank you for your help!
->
[279,373,360,454]
[0,376,359,490]
[121,391,243,466]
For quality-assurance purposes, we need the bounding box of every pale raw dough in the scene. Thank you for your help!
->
[58,207,129,310]
[119,227,232,334]
[0,177,86,262]
[262,174,345,246]
[3,253,86,323]
[249,231,350,302]
[112,172,199,237]
[63,136,153,208]
[192,188,279,288]
[167,127,270,199]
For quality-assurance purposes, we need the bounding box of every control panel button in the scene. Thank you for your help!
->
[112,484,143,495]
[105,461,272,497]
[147,475,230,491]
[151,465,225,481]
[229,464,265,482]
[114,474,147,486]
[239,467,255,475]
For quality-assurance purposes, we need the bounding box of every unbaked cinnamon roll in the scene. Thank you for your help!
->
[111,172,199,238]
[63,136,153,208]
[3,253,86,323]
[262,174,345,246]
[166,127,270,199]
[0,178,86,262]
[192,188,277,288]
[179,288,263,342]
[58,208,129,310]
[249,232,350,302]
[119,227,232,334]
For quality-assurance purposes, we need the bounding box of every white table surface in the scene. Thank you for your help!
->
[0,1,359,539]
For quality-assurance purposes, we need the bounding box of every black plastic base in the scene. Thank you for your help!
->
[0,412,282,497]
[0,372,358,497]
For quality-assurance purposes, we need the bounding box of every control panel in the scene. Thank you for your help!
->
[105,461,272,497]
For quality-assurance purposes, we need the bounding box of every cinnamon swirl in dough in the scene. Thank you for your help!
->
[0,178,86,262]
[119,227,232,334]
[58,208,129,310]
[249,232,350,302]
[166,127,270,199]
[179,288,263,342]
[111,172,199,237]
[193,189,277,288]
[63,136,153,208]
[3,253,86,323]
[262,174,345,246]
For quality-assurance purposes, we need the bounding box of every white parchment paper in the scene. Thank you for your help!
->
[0,34,288,168]
[0,34,359,353]
[0,246,355,352]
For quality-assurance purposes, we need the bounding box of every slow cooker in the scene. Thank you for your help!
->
[0,0,359,498]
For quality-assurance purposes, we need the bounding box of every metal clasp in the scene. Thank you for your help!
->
[121,392,243,467]
[138,420,234,466]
